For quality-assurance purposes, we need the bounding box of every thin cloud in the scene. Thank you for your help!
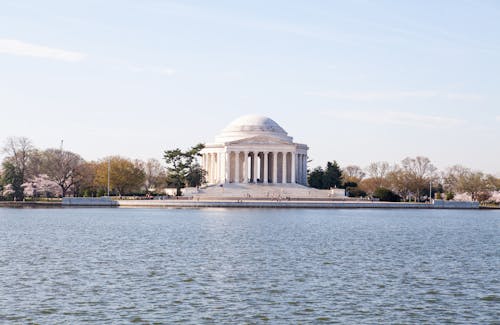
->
[496,116,500,122]
[445,93,484,101]
[0,39,86,62]
[128,65,175,76]
[323,109,464,128]
[307,90,484,101]
[105,58,176,76]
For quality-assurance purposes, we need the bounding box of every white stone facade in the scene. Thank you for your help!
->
[201,115,308,185]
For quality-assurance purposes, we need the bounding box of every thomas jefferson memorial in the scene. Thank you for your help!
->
[201,115,308,185]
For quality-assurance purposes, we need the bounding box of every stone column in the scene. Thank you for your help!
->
[249,152,253,182]
[215,152,219,183]
[225,151,230,183]
[263,152,269,184]
[214,152,218,183]
[234,152,240,183]
[210,152,215,183]
[213,152,217,183]
[206,153,210,183]
[303,154,307,184]
[253,152,258,183]
[291,152,296,183]
[219,152,223,183]
[296,153,300,184]
[299,154,303,184]
[203,153,208,182]
[272,152,278,184]
[243,151,248,183]
[282,152,287,183]
[218,152,221,183]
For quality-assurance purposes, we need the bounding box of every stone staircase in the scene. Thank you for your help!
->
[193,183,344,200]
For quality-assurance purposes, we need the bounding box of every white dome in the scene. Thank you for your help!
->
[215,115,293,143]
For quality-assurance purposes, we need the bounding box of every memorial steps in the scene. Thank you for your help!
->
[193,183,340,200]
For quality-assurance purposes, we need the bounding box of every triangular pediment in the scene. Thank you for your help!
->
[226,135,293,146]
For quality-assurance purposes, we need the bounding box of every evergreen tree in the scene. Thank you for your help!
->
[164,143,205,196]
[308,161,343,189]
[1,161,24,200]
[307,167,324,189]
[323,161,343,188]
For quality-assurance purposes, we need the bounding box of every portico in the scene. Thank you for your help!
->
[201,115,308,185]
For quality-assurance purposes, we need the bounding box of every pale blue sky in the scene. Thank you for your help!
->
[1,0,499,174]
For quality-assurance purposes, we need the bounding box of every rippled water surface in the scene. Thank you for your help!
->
[0,207,499,324]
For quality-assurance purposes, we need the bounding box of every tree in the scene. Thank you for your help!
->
[2,184,15,200]
[458,171,495,201]
[41,148,84,197]
[163,143,205,196]
[1,162,24,200]
[443,165,469,194]
[366,161,390,188]
[358,177,380,196]
[307,166,324,189]
[476,191,492,203]
[22,174,62,198]
[386,167,412,201]
[323,161,343,188]
[400,156,436,201]
[185,163,206,188]
[373,187,401,202]
[346,187,367,198]
[72,161,99,197]
[143,158,168,193]
[308,161,343,189]
[486,175,500,191]
[1,137,36,200]
[343,165,365,184]
[443,166,495,201]
[95,156,145,196]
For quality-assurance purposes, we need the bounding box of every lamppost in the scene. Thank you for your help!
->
[429,180,432,203]
[107,158,110,197]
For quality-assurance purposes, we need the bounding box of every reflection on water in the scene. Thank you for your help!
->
[0,208,499,323]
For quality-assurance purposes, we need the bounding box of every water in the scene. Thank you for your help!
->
[0,208,499,324]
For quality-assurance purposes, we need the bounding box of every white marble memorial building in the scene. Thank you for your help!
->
[201,115,308,185]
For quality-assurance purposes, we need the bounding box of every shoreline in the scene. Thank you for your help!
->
[0,201,61,207]
[115,199,483,209]
[1,199,493,209]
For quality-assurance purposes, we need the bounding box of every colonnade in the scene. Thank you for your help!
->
[202,151,307,185]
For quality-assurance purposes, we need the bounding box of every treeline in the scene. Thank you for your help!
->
[0,137,205,200]
[2,136,499,203]
[308,157,500,203]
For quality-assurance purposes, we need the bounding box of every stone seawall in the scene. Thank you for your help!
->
[117,200,480,209]
[62,197,118,206]
[3,198,480,209]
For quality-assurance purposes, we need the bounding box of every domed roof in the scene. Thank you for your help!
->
[215,115,293,143]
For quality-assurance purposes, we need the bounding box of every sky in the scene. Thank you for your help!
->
[1,0,499,175]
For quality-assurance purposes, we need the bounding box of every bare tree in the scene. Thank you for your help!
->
[443,165,470,194]
[72,161,98,196]
[2,136,36,181]
[2,137,36,199]
[400,156,437,201]
[366,161,390,188]
[386,166,412,201]
[343,165,366,183]
[143,158,167,192]
[457,171,495,201]
[436,165,497,202]
[41,148,84,197]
